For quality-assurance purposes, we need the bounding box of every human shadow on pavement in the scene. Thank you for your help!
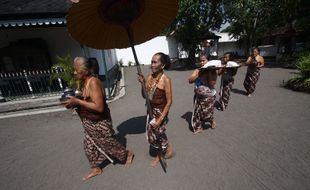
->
[181,112,193,132]
[231,88,247,96]
[115,116,147,147]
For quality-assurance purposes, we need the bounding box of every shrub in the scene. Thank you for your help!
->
[285,52,310,92]
[50,55,80,89]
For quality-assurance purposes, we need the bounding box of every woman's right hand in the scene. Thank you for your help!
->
[137,73,145,84]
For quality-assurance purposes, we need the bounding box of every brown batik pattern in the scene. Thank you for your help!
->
[243,69,260,94]
[191,95,215,132]
[82,118,127,167]
[146,108,169,150]
[219,79,234,110]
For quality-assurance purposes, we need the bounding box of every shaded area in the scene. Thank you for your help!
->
[115,115,147,147]
[181,110,215,133]
[231,88,248,96]
[181,111,193,132]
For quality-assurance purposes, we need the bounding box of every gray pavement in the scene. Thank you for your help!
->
[0,65,309,190]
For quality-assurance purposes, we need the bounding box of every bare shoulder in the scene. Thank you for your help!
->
[145,74,152,83]
[163,73,171,83]
[89,77,102,88]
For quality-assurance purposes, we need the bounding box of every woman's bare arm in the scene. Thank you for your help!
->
[65,78,105,113]
[188,69,199,83]
[246,56,252,65]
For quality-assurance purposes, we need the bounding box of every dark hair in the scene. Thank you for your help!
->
[252,47,260,53]
[155,52,171,70]
[87,57,99,76]
[223,52,233,61]
[199,52,209,60]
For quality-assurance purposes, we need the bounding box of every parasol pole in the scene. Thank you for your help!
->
[125,26,153,117]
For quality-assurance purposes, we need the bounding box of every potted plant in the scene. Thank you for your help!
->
[50,55,81,97]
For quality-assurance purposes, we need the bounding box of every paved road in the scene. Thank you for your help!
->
[0,65,309,190]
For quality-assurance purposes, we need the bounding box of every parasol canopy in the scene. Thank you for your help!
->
[67,0,178,49]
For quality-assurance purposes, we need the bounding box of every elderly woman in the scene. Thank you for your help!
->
[243,47,265,97]
[63,57,134,181]
[138,52,173,167]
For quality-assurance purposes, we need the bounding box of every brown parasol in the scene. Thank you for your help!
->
[67,0,178,80]
[67,0,178,172]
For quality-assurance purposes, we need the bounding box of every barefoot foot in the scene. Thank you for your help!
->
[211,121,216,129]
[83,167,102,181]
[165,143,173,159]
[151,155,160,167]
[125,150,134,166]
[193,128,203,135]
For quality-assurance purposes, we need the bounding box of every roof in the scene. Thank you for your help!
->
[0,0,70,16]
[0,0,71,28]
[0,18,67,28]
[202,32,221,40]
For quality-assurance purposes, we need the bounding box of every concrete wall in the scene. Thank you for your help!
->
[0,27,117,75]
[257,45,278,57]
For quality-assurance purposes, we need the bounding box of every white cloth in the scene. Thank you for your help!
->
[226,61,240,68]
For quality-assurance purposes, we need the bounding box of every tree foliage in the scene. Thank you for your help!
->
[285,51,310,92]
[50,54,79,89]
[223,0,310,54]
[223,0,274,54]
[170,0,225,66]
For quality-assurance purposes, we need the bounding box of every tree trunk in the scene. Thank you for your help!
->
[187,48,196,68]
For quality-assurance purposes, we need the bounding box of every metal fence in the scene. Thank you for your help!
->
[0,69,65,101]
[0,65,122,102]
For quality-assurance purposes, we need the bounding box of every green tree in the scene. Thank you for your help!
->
[223,0,274,55]
[170,0,224,67]
[223,0,309,55]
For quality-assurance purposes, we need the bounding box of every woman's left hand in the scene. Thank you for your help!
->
[257,62,263,68]
[62,96,79,109]
[150,118,162,128]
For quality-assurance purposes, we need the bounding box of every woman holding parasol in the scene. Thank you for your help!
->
[138,52,173,166]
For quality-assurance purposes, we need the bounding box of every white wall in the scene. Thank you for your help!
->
[258,45,277,56]
[116,36,169,66]
[218,42,245,56]
[87,48,117,75]
[0,27,117,75]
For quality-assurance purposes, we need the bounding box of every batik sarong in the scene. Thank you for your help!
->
[146,108,169,151]
[243,68,260,94]
[82,118,127,167]
[219,78,234,110]
[191,85,216,132]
